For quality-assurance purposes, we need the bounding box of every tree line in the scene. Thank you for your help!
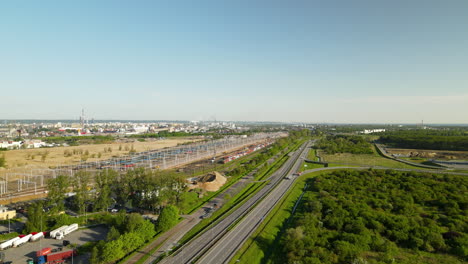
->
[90,212,158,263]
[379,130,468,151]
[44,135,114,146]
[279,170,468,263]
[46,169,188,216]
[316,135,373,155]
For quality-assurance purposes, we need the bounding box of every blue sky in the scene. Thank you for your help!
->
[1,1,467,123]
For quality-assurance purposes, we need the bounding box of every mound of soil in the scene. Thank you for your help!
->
[192,171,227,192]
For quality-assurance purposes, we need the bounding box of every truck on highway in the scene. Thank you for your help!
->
[55,224,78,240]
[36,249,76,264]
[13,234,32,247]
[0,237,19,250]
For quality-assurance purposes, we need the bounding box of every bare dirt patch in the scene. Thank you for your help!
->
[386,148,468,160]
[189,171,227,192]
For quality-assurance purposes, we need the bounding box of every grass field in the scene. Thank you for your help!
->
[321,147,429,169]
[299,148,324,171]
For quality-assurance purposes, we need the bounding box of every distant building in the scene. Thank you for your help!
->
[23,140,48,148]
[361,129,386,134]
[0,141,22,149]
[0,206,16,220]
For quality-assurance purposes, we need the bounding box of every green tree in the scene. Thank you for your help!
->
[134,219,156,241]
[106,226,120,241]
[120,232,144,253]
[125,213,145,233]
[94,170,117,211]
[155,205,179,233]
[101,239,125,263]
[47,175,69,212]
[90,246,100,264]
[73,171,91,215]
[25,202,47,233]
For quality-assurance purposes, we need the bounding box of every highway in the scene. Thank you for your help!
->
[159,141,312,264]
[196,142,312,263]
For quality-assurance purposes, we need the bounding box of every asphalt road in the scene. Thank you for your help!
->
[159,141,312,264]
[196,143,312,263]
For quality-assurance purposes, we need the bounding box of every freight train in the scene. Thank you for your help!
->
[222,141,273,164]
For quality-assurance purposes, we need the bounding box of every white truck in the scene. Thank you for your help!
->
[30,232,44,242]
[50,225,68,239]
[0,237,20,250]
[13,234,32,247]
[56,224,78,240]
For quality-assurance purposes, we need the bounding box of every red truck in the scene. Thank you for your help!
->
[37,249,76,264]
[36,247,52,257]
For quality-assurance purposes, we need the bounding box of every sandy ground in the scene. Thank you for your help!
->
[0,137,200,179]
[2,137,199,168]
[386,148,468,160]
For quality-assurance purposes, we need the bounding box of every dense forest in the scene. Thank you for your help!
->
[316,135,373,154]
[280,170,468,263]
[379,130,468,151]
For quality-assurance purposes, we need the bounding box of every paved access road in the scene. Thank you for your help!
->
[159,141,312,264]
[196,142,312,263]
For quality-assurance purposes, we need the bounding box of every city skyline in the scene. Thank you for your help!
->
[1,1,467,123]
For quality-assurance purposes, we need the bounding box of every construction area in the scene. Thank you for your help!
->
[386,148,468,160]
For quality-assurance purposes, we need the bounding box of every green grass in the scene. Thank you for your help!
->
[299,161,323,171]
[361,248,467,264]
[0,232,19,241]
[400,157,445,167]
[298,148,326,172]
[306,148,319,161]
[321,146,429,169]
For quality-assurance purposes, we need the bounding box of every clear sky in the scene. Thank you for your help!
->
[1,1,467,123]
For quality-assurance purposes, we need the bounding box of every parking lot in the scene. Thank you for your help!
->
[1,225,108,264]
